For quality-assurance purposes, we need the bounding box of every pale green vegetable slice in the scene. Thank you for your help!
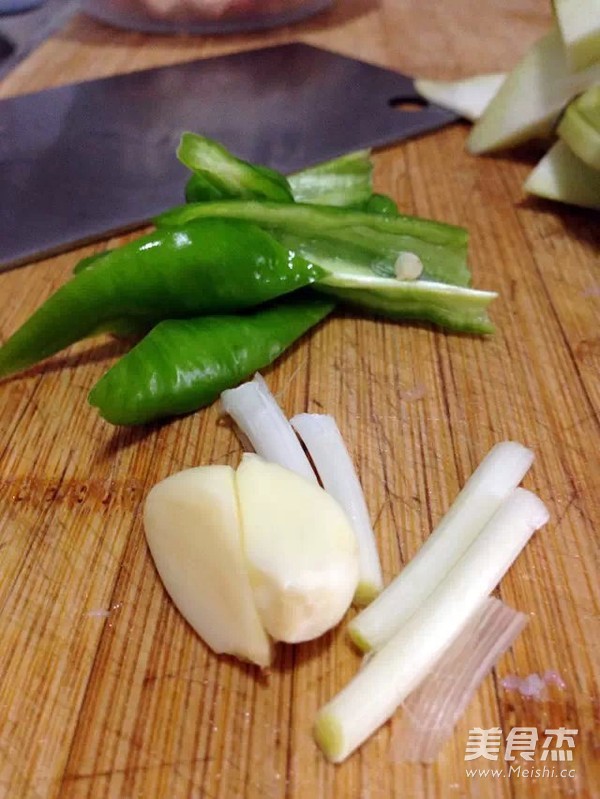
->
[557,85,600,170]
[524,140,600,209]
[415,73,506,121]
[554,0,600,72]
[468,25,600,154]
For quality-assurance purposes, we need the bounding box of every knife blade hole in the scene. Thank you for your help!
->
[0,35,14,61]
[388,97,427,112]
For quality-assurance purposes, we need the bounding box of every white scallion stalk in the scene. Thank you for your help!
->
[291,413,384,605]
[221,374,316,483]
[348,441,534,652]
[415,73,506,121]
[314,488,549,763]
[393,597,528,763]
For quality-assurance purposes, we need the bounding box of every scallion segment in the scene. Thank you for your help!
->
[315,488,549,763]
[554,0,600,72]
[524,140,600,209]
[348,442,534,652]
[291,413,384,605]
[393,597,528,763]
[467,25,600,154]
[220,373,317,483]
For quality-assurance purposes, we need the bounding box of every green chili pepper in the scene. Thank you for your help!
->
[362,193,399,216]
[178,133,293,202]
[88,298,334,425]
[0,219,323,379]
[155,200,470,287]
[287,150,373,207]
[315,264,496,334]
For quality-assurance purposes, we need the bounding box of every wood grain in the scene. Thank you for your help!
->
[0,1,598,797]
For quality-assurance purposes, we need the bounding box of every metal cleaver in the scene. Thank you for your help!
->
[0,43,458,271]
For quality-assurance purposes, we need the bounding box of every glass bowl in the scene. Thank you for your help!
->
[82,0,334,34]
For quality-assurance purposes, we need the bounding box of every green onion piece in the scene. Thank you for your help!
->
[415,73,506,121]
[220,374,317,484]
[468,25,600,154]
[348,442,533,652]
[315,488,549,763]
[291,413,384,606]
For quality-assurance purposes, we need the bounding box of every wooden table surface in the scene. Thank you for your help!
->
[1,1,599,797]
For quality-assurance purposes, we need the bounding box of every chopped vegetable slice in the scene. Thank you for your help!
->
[221,373,317,483]
[393,597,528,763]
[288,150,373,207]
[553,0,600,72]
[348,442,534,652]
[557,85,600,170]
[415,73,506,121]
[291,413,384,605]
[468,25,600,154]
[178,132,293,202]
[315,488,549,763]
[524,140,600,209]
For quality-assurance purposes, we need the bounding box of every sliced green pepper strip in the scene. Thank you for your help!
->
[288,150,373,207]
[178,133,293,202]
[315,264,496,334]
[88,298,334,425]
[155,200,470,287]
[0,219,323,379]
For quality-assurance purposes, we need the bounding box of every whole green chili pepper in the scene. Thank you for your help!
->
[88,298,334,425]
[0,219,323,379]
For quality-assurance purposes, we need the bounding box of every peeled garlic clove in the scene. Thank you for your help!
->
[236,454,359,644]
[144,465,272,667]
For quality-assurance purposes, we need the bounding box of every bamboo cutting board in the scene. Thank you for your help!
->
[0,2,599,798]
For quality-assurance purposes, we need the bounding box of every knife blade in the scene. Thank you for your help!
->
[0,43,458,271]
